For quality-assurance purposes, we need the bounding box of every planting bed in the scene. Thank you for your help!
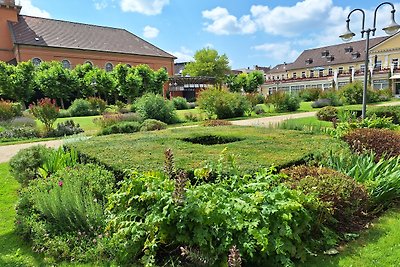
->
[69,126,332,173]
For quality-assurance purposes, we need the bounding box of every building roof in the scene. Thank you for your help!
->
[9,15,175,59]
[268,36,388,73]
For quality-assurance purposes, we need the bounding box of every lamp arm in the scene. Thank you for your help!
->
[373,2,396,36]
[348,8,366,37]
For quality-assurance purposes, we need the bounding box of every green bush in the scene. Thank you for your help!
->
[140,119,167,131]
[16,164,115,262]
[245,93,265,107]
[68,99,96,117]
[134,93,178,124]
[0,127,40,141]
[340,81,380,104]
[299,88,322,101]
[320,148,400,207]
[9,116,36,128]
[311,98,332,108]
[268,91,300,112]
[343,128,400,160]
[106,168,324,266]
[377,88,393,101]
[198,87,251,119]
[93,112,142,129]
[319,89,343,106]
[316,106,338,122]
[253,104,265,114]
[87,97,107,113]
[101,121,141,135]
[281,165,369,232]
[367,105,400,124]
[183,112,203,122]
[9,145,51,185]
[172,96,189,110]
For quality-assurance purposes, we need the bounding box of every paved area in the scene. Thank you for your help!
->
[231,112,317,127]
[0,139,63,163]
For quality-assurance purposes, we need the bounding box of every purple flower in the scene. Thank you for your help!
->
[58,181,63,187]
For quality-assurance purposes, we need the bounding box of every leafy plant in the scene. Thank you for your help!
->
[316,106,338,122]
[299,88,322,101]
[172,96,189,110]
[268,91,300,112]
[134,93,178,124]
[311,98,332,108]
[68,99,96,117]
[0,127,40,141]
[37,147,79,178]
[29,98,59,132]
[339,81,379,104]
[0,99,18,121]
[100,121,141,135]
[47,120,84,137]
[367,105,400,124]
[9,145,51,185]
[140,119,167,131]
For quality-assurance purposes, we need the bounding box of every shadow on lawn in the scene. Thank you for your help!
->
[0,231,46,267]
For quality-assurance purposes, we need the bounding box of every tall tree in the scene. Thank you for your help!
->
[72,63,94,98]
[243,71,265,93]
[84,67,116,102]
[34,61,78,109]
[183,48,231,85]
[0,61,13,99]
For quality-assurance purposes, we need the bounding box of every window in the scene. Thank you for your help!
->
[292,72,297,79]
[61,59,71,69]
[319,69,324,77]
[105,62,113,72]
[373,80,389,90]
[344,46,353,53]
[352,52,360,59]
[85,61,93,66]
[360,64,365,73]
[328,68,333,76]
[310,70,314,78]
[327,55,334,62]
[305,58,313,65]
[338,67,344,74]
[393,59,399,69]
[321,50,329,57]
[375,60,382,70]
[301,71,306,78]
[32,57,42,66]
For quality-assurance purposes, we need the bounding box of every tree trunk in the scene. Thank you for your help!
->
[60,98,65,109]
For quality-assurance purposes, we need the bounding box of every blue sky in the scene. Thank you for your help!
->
[18,0,400,69]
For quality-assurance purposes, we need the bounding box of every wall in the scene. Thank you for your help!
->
[0,4,18,62]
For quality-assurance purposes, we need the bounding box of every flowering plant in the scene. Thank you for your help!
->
[29,98,59,132]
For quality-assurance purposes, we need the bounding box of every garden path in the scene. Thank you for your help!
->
[0,140,63,163]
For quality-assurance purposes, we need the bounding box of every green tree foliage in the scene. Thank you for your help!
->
[72,63,95,98]
[5,61,36,108]
[34,61,78,109]
[183,48,231,85]
[0,61,13,98]
[84,67,116,101]
[226,71,264,93]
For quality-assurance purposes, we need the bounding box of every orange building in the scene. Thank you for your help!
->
[0,0,175,75]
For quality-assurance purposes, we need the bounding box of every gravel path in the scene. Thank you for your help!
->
[0,140,63,163]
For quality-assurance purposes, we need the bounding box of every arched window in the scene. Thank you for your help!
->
[61,59,71,69]
[85,61,93,66]
[32,57,42,66]
[105,62,113,72]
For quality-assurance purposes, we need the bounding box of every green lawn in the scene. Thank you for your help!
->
[68,126,332,173]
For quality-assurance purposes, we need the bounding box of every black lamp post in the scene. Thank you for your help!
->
[339,2,400,119]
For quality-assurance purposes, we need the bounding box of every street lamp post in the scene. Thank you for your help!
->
[339,2,400,119]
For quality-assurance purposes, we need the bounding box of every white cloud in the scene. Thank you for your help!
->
[251,0,333,37]
[167,46,194,63]
[143,25,159,39]
[19,0,50,18]
[202,7,257,35]
[120,0,169,15]
[94,0,108,10]
[253,42,300,63]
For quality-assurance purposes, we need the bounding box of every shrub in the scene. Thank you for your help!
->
[9,116,36,128]
[9,145,51,185]
[183,112,203,122]
[37,147,79,178]
[172,96,189,110]
[58,109,71,118]
[16,164,115,262]
[268,91,300,112]
[29,98,59,132]
[245,93,265,107]
[93,112,142,129]
[299,88,322,101]
[134,93,178,124]
[281,165,369,232]
[197,87,251,119]
[319,149,400,207]
[87,97,107,113]
[377,88,393,101]
[343,128,400,160]
[319,89,343,106]
[106,167,324,266]
[311,98,332,108]
[68,99,96,117]
[316,106,338,122]
[339,81,380,104]
[46,120,84,137]
[0,99,17,121]
[253,104,265,115]
[140,119,167,131]
[100,121,141,135]
[0,127,40,140]
[367,105,400,124]
[202,119,232,127]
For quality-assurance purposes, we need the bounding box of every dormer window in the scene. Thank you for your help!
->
[321,50,329,57]
[345,46,354,53]
[327,55,334,63]
[305,58,313,65]
[352,52,360,59]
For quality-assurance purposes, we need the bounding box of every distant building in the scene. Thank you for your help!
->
[264,34,400,96]
[0,0,175,76]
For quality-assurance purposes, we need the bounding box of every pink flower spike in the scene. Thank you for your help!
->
[58,181,63,187]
